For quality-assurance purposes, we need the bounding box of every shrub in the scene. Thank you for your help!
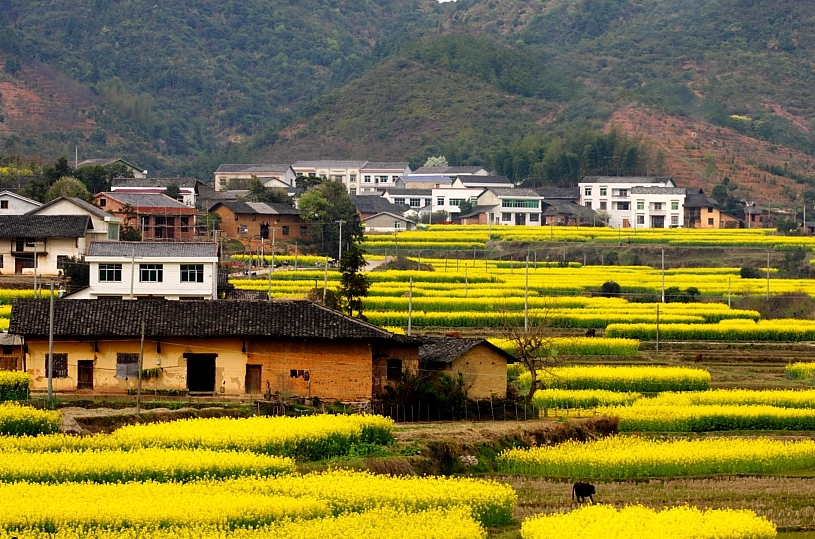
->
[599,280,621,297]
[0,403,61,436]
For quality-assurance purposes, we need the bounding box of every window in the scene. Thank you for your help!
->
[330,175,343,182]
[599,201,607,210]
[449,198,464,207]
[99,198,106,207]
[529,213,539,222]
[409,198,421,207]
[377,175,389,184]
[392,175,399,181]
[282,226,290,235]
[501,199,539,208]
[386,359,402,381]
[584,201,591,209]
[708,218,714,225]
[300,225,307,236]
[671,201,679,210]
[600,188,607,196]
[240,225,248,234]
[636,215,645,225]
[180,264,204,283]
[584,188,592,196]
[708,207,714,213]
[349,188,356,195]
[502,212,512,222]
[0,254,3,268]
[180,217,189,233]
[99,264,122,282]
[394,221,401,230]
[392,197,404,205]
[424,199,432,207]
[671,215,679,226]
[364,175,371,183]
[116,353,139,379]
[654,203,663,210]
[2,345,12,355]
[617,202,630,211]
[56,255,67,270]
[349,174,356,182]
[140,264,163,282]
[0,200,7,209]
[107,223,119,240]
[636,201,644,210]
[618,189,628,197]
[46,354,68,378]
[437,197,445,206]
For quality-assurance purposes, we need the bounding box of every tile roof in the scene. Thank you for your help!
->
[87,241,218,258]
[683,189,720,208]
[581,176,674,184]
[536,187,580,199]
[413,166,489,175]
[101,192,191,209]
[210,201,300,215]
[457,175,513,185]
[293,160,368,168]
[111,177,199,188]
[10,299,396,340]
[361,162,409,170]
[542,200,597,218]
[215,164,293,174]
[350,195,409,215]
[457,205,493,219]
[486,188,541,197]
[630,187,687,195]
[0,215,90,238]
[400,175,452,183]
[76,158,142,170]
[384,189,432,196]
[419,337,515,364]
[28,196,115,221]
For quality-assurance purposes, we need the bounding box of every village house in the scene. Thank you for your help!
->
[418,338,515,399]
[0,333,22,371]
[579,176,676,228]
[66,242,219,300]
[9,299,420,400]
[0,191,41,215]
[0,215,100,275]
[95,192,196,241]
[29,196,122,242]
[292,160,368,195]
[350,195,410,220]
[541,200,598,226]
[362,212,416,232]
[451,176,513,189]
[210,201,309,243]
[76,158,147,178]
[433,187,484,218]
[380,189,433,213]
[630,186,687,229]
[358,162,412,194]
[411,166,491,177]
[683,188,741,229]
[111,177,201,208]
[476,188,545,226]
[214,164,297,192]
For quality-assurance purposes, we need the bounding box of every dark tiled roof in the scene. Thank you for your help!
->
[0,215,90,238]
[457,175,512,185]
[536,187,579,199]
[87,242,218,258]
[351,195,409,215]
[101,192,190,209]
[216,164,292,174]
[28,197,113,220]
[684,189,720,208]
[542,201,597,218]
[419,337,515,364]
[77,158,142,170]
[487,188,541,197]
[400,175,452,183]
[293,160,368,168]
[111,177,199,188]
[581,176,674,184]
[384,189,432,196]
[630,187,686,195]
[458,205,493,219]
[10,299,396,340]
[210,201,300,215]
[361,162,409,170]
[413,166,489,175]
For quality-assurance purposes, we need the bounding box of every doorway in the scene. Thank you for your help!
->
[514,213,526,226]
[245,365,262,394]
[185,353,217,393]
[651,216,665,228]
[77,360,94,390]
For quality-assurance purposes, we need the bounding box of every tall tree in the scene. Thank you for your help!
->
[297,181,362,259]
[337,243,369,319]
[44,177,93,202]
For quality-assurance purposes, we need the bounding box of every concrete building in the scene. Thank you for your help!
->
[29,197,122,242]
[579,176,676,228]
[292,161,368,195]
[475,188,545,226]
[358,162,412,194]
[630,187,686,229]
[0,215,96,275]
[214,164,297,191]
[95,193,196,241]
[0,191,41,215]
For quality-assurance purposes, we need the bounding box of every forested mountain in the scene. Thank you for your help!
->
[3,0,815,203]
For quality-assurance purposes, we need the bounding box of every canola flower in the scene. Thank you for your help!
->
[518,365,710,392]
[0,447,295,483]
[532,389,641,409]
[603,402,815,432]
[521,504,776,539]
[651,389,815,409]
[607,318,815,341]
[492,337,640,357]
[786,362,815,380]
[0,403,61,436]
[0,508,486,539]
[497,436,815,480]
[0,371,29,401]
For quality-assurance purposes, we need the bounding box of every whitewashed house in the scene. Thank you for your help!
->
[432,187,484,217]
[631,187,686,229]
[28,197,122,242]
[214,164,297,191]
[0,215,97,275]
[358,162,412,194]
[579,176,676,228]
[292,160,367,195]
[0,191,41,215]
[67,242,219,300]
[474,188,544,226]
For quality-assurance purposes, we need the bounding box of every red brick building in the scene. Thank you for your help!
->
[95,192,196,240]
[210,201,309,242]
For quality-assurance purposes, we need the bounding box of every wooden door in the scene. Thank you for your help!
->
[245,365,262,394]
[77,360,94,390]
[185,353,217,393]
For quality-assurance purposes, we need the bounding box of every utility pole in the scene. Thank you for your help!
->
[661,249,665,303]
[323,256,329,303]
[136,319,145,414]
[33,241,39,299]
[728,276,731,308]
[336,220,346,261]
[47,282,55,406]
[407,276,413,336]
[524,252,530,332]
[130,246,136,300]
[766,249,771,300]
[268,227,276,298]
[655,303,660,355]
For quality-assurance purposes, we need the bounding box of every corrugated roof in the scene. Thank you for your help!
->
[630,187,687,195]
[87,242,218,258]
[10,299,396,340]
[0,215,90,238]
[215,164,292,174]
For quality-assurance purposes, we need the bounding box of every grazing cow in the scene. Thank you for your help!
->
[572,482,595,503]
[585,328,596,338]
[695,353,703,363]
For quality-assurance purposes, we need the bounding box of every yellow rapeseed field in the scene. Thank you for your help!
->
[518,365,710,392]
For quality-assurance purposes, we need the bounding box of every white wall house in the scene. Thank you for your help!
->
[292,161,367,195]
[29,196,122,242]
[0,215,96,275]
[432,187,484,217]
[68,242,219,300]
[381,189,433,213]
[214,165,297,191]
[476,188,544,226]
[358,162,412,194]
[451,176,513,189]
[579,176,676,228]
[412,166,490,176]
[631,187,686,229]
[0,191,41,215]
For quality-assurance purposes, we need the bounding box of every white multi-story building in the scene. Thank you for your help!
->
[432,187,484,217]
[292,160,411,195]
[68,242,219,300]
[631,187,686,229]
[358,162,412,194]
[475,188,544,226]
[579,176,676,228]
[214,165,296,192]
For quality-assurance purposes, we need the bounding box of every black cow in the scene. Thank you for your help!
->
[572,482,595,503]
[585,328,597,338]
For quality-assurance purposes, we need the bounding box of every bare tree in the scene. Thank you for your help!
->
[501,310,559,406]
